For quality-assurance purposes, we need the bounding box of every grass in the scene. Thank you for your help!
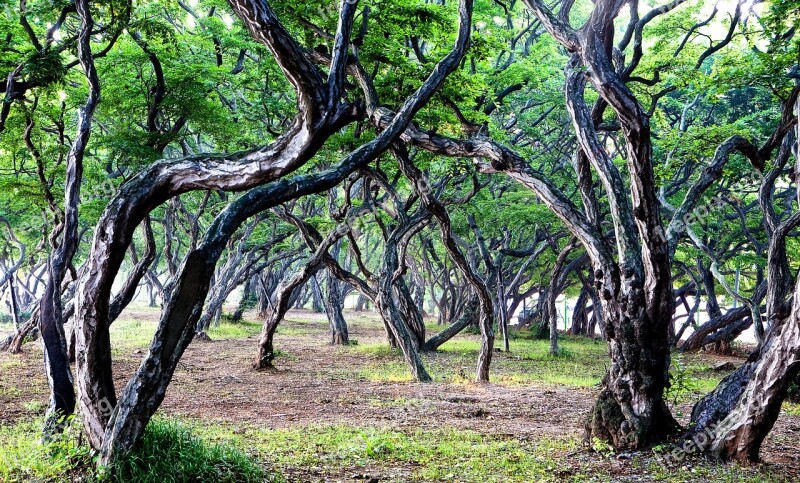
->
[2,309,795,481]
[194,422,787,482]
[350,331,731,399]
[0,416,270,483]
[213,423,586,482]
[1,415,786,483]
[783,401,800,416]
[0,415,786,483]
[0,358,23,370]
[0,321,16,336]
[352,333,609,387]
[664,354,725,408]
[0,416,93,482]
[208,319,262,340]
[111,418,268,483]
[109,319,157,352]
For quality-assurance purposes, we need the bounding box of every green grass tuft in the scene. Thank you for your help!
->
[207,319,263,340]
[0,416,271,483]
[353,334,609,387]
[111,417,269,483]
[0,416,93,482]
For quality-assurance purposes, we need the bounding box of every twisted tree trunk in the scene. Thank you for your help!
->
[40,0,99,435]
[325,242,349,345]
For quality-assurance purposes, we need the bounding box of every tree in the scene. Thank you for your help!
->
[67,0,477,463]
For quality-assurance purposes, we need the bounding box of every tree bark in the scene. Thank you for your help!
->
[423,295,478,351]
[324,241,349,345]
[40,0,99,435]
[325,272,349,345]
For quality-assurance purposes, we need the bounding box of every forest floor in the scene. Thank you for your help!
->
[1,306,800,482]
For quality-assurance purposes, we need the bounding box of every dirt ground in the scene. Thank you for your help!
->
[2,307,800,481]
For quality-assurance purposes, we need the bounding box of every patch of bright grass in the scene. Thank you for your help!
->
[0,416,93,482]
[109,316,263,347]
[666,354,725,406]
[353,334,610,387]
[783,402,800,416]
[0,417,271,483]
[351,343,404,357]
[195,421,789,482]
[275,324,318,336]
[208,319,262,340]
[22,399,46,414]
[352,333,729,396]
[112,417,269,483]
[0,358,23,370]
[110,319,157,350]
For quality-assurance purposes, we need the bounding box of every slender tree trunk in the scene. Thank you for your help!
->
[375,229,432,381]
[7,278,20,330]
[40,0,99,435]
[256,279,307,368]
[325,272,349,345]
[496,272,510,352]
[323,241,349,345]
[311,275,325,312]
[354,294,369,311]
[396,278,426,345]
[570,288,589,335]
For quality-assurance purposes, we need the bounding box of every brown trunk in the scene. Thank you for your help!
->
[6,315,36,354]
[325,268,349,345]
[547,242,577,356]
[354,294,370,311]
[396,278,426,345]
[41,0,99,435]
[686,297,800,462]
[585,267,679,447]
[7,278,20,330]
[255,268,316,369]
[423,295,478,351]
[394,147,494,380]
[375,223,432,382]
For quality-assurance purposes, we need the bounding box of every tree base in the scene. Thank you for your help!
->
[585,388,679,449]
[194,331,213,342]
[330,333,349,345]
[254,358,273,370]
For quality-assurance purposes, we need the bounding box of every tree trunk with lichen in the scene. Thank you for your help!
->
[585,270,679,448]
[324,250,349,345]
